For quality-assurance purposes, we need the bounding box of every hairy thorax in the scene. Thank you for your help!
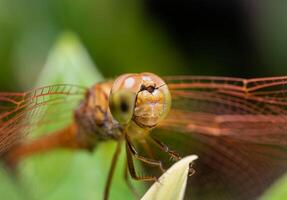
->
[74,82,123,141]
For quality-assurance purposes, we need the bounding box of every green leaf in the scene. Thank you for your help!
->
[260,172,287,200]
[36,31,103,86]
[141,155,198,200]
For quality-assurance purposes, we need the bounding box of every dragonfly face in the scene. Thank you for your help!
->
[109,73,171,129]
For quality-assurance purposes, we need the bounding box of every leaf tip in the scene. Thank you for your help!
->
[141,155,198,200]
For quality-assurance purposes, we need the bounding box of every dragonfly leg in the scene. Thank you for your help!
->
[126,136,165,174]
[104,141,122,200]
[123,158,141,198]
[188,162,196,177]
[148,135,181,161]
[125,134,167,182]
[126,141,157,181]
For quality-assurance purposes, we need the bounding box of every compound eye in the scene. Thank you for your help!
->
[109,74,142,125]
[109,89,136,124]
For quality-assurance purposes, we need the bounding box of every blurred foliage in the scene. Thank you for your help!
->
[36,32,103,86]
[0,0,188,91]
[1,0,287,90]
[261,173,287,200]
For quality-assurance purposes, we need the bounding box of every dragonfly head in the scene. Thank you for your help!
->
[109,73,171,128]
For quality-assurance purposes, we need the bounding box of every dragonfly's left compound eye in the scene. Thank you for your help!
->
[109,73,171,128]
[109,88,137,125]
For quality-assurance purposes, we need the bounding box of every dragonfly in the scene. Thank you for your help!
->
[1,72,287,200]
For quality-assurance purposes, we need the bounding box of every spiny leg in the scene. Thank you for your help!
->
[148,135,181,161]
[126,141,158,181]
[126,135,165,174]
[123,158,141,199]
[104,141,122,200]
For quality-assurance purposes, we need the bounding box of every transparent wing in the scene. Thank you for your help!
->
[152,76,287,200]
[0,84,86,155]
[162,76,287,144]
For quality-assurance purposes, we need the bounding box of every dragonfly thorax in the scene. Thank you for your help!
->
[75,82,123,141]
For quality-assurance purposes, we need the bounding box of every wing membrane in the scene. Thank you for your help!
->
[0,84,86,154]
[153,76,287,200]
[162,76,287,141]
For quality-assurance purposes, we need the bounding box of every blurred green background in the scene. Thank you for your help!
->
[1,0,287,200]
[1,0,287,91]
